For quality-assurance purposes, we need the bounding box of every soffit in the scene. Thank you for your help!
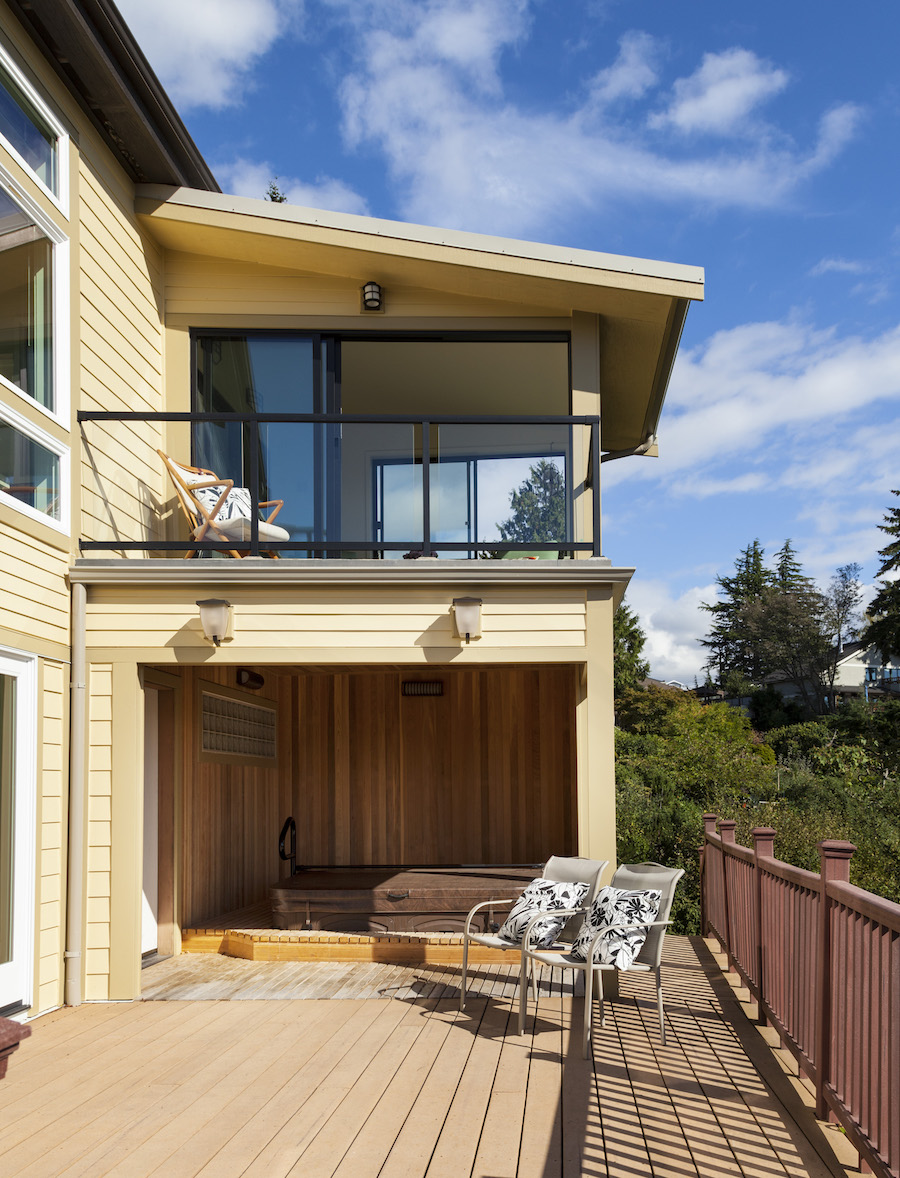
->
[136,187,703,452]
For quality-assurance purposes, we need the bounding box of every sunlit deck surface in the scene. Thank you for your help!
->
[1,937,852,1178]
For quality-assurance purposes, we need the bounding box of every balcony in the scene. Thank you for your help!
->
[77,410,601,560]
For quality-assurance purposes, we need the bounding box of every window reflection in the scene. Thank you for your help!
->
[0,421,59,518]
[0,69,58,194]
[0,189,52,409]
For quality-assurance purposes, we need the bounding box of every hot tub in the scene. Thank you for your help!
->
[270,865,540,934]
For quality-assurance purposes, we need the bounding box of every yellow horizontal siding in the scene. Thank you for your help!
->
[83,589,587,652]
[0,532,69,646]
[36,660,66,1013]
[78,159,164,554]
[86,662,113,1002]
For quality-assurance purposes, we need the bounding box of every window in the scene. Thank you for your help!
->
[0,45,65,205]
[200,689,277,763]
[0,403,67,530]
[0,186,52,410]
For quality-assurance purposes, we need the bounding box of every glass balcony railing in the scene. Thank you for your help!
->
[77,411,601,558]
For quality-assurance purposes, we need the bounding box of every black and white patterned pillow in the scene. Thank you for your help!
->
[193,485,254,521]
[496,878,589,948]
[569,886,661,967]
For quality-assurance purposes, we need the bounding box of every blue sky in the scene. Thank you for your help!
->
[117,0,900,683]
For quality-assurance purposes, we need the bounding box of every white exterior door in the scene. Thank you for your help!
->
[0,649,37,1014]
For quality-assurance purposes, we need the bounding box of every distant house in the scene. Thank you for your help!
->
[767,641,900,708]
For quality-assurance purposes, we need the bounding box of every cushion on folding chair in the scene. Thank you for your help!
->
[496,877,589,948]
[569,886,661,968]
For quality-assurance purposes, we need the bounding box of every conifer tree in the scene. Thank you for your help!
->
[497,459,566,544]
[862,490,900,660]
[701,539,771,685]
[614,600,650,697]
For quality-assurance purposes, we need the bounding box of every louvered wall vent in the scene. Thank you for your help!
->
[402,681,444,697]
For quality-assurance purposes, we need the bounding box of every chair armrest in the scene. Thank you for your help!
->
[586,919,671,967]
[520,906,587,953]
[463,897,517,937]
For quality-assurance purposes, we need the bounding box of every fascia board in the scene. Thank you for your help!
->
[69,558,634,592]
[135,185,704,303]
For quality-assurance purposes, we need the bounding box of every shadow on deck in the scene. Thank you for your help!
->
[0,937,855,1177]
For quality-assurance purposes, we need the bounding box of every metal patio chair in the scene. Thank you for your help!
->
[517,861,684,1057]
[159,450,290,558]
[459,855,609,1011]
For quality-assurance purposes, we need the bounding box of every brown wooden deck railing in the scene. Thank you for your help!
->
[700,814,900,1178]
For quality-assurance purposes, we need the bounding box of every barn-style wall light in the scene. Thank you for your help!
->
[361,280,383,311]
[452,597,482,644]
[196,598,232,646]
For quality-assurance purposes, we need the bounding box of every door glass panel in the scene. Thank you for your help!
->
[0,673,15,965]
[194,335,320,554]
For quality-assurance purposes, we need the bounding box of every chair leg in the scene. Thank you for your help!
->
[518,951,530,1036]
[460,936,469,1012]
[582,966,593,1059]
[656,965,665,1044]
[530,957,538,1003]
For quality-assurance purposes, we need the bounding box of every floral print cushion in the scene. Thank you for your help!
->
[192,485,254,521]
[496,878,589,948]
[569,886,662,967]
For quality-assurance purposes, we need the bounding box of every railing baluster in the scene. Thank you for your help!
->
[421,420,431,556]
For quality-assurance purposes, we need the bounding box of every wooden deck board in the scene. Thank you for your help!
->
[0,937,851,1178]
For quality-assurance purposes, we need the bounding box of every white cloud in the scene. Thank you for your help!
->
[648,48,788,136]
[117,0,302,109]
[323,4,862,234]
[589,31,659,106]
[809,257,869,277]
[626,580,716,685]
[215,157,369,215]
[605,320,900,491]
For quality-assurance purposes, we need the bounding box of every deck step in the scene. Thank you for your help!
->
[180,926,512,963]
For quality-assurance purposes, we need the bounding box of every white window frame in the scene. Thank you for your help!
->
[0,40,68,217]
[0,396,69,534]
[0,162,70,428]
[0,646,37,1017]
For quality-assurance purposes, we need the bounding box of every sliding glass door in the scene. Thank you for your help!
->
[0,650,36,1015]
[194,333,337,555]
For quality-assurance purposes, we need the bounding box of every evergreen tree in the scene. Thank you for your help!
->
[497,459,566,544]
[614,600,649,697]
[266,179,288,202]
[701,539,771,685]
[862,490,900,661]
[773,539,812,591]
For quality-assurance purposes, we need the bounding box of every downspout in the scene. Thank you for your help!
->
[65,581,87,1007]
[600,433,657,463]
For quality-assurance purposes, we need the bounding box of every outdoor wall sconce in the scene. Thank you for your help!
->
[196,598,232,646]
[237,668,265,690]
[452,597,483,644]
[361,280,383,311]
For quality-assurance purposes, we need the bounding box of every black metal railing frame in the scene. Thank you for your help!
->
[77,410,602,558]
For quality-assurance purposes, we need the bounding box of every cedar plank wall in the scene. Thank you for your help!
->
[176,666,577,925]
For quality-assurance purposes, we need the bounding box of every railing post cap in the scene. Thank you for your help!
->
[752,826,777,837]
[718,818,737,842]
[817,839,856,860]
[702,813,718,835]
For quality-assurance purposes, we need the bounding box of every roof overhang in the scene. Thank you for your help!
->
[135,187,703,451]
[6,0,218,189]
